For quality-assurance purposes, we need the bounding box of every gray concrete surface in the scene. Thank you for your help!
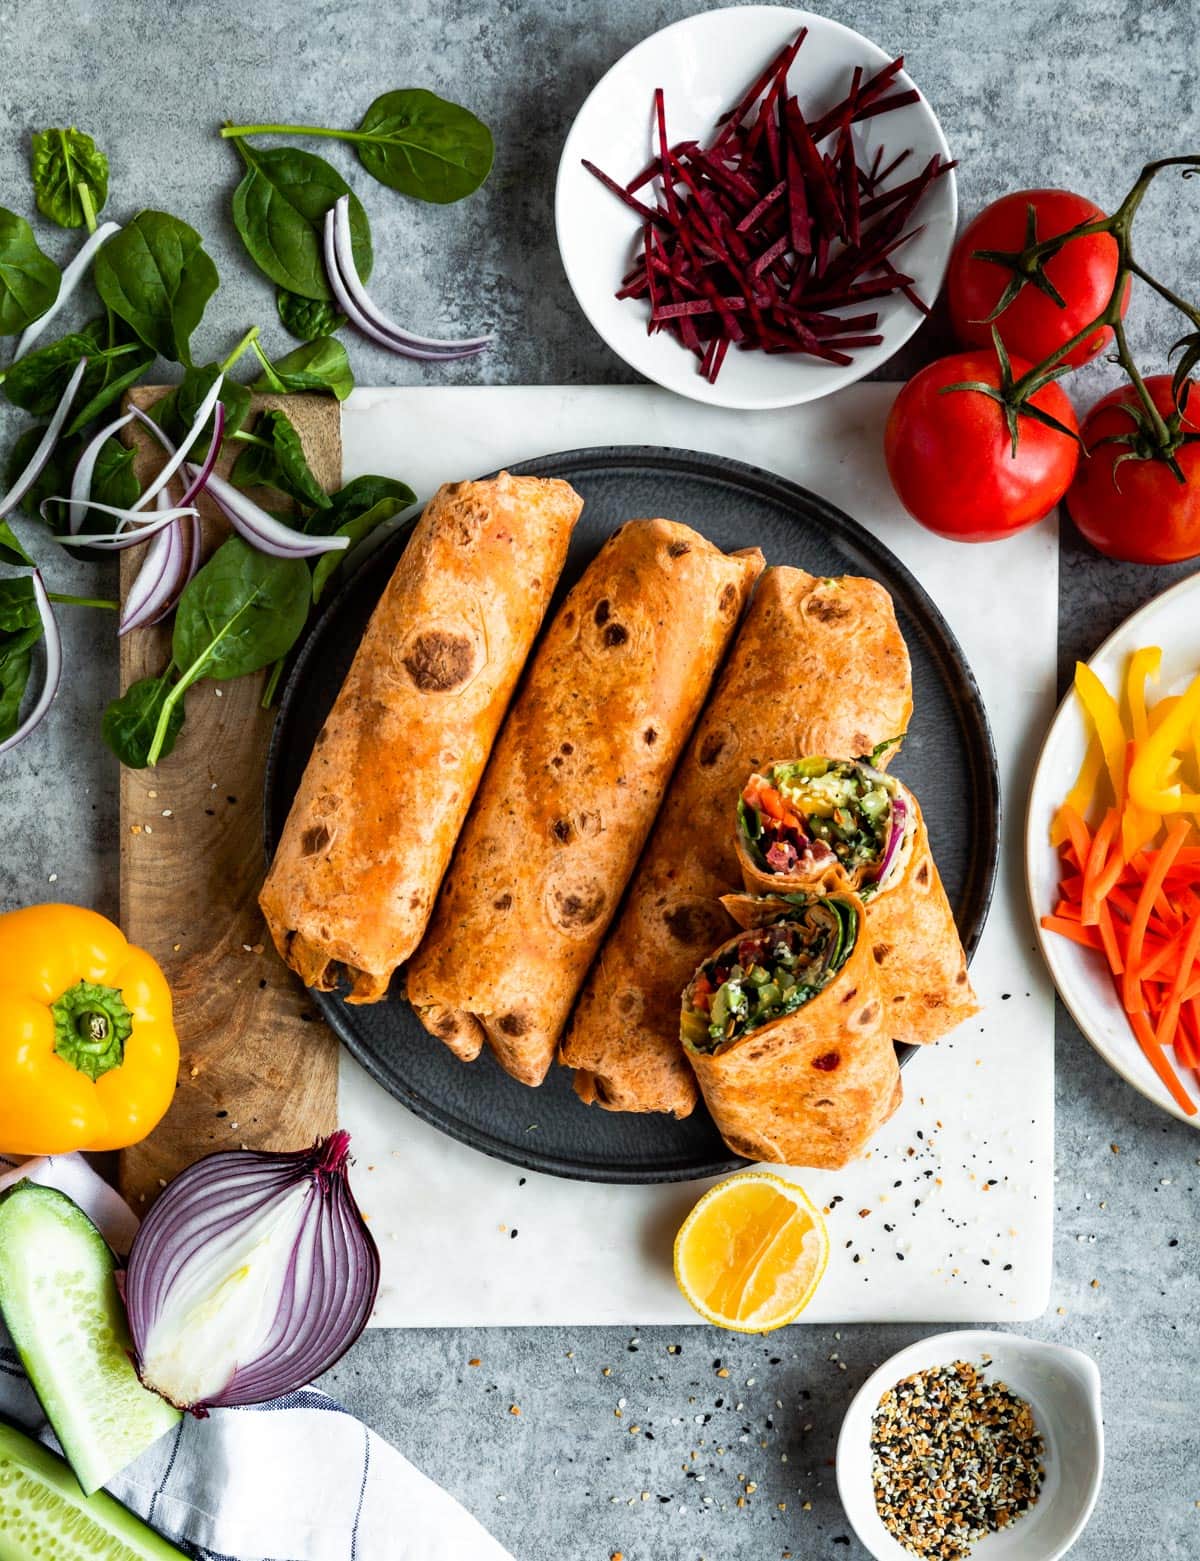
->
[2,1,1198,1556]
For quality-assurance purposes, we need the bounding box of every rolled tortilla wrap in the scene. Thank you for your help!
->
[561,567,912,1117]
[406,520,764,1086]
[734,758,977,1044]
[682,891,900,1168]
[260,471,582,1002]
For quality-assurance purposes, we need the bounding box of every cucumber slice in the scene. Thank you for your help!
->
[0,1183,180,1495]
[0,1420,187,1560]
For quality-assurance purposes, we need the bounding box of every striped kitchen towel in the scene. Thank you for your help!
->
[0,1154,513,1561]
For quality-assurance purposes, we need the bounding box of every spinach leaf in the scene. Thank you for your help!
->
[277,287,345,340]
[0,578,40,633]
[354,89,494,204]
[251,338,353,401]
[307,472,415,536]
[3,424,82,529]
[230,142,372,302]
[0,521,33,568]
[146,537,311,764]
[4,318,153,433]
[231,409,331,510]
[156,363,252,442]
[102,672,184,769]
[311,493,409,602]
[92,437,141,511]
[0,207,60,336]
[0,623,41,741]
[30,128,109,229]
[93,210,219,363]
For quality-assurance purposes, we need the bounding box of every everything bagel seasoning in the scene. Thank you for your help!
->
[871,1359,1045,1560]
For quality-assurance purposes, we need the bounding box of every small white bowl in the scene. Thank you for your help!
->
[836,1330,1104,1561]
[555,6,957,410]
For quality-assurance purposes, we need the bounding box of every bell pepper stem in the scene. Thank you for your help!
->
[51,979,134,1081]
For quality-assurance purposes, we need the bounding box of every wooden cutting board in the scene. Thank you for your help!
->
[117,391,341,1210]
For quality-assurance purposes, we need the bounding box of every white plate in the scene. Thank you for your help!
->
[1026,572,1200,1126]
[836,1329,1103,1561]
[555,6,957,410]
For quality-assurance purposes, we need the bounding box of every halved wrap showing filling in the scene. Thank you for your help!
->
[681,891,901,1169]
[736,756,915,898]
[560,567,913,1118]
[406,519,764,1087]
[682,896,858,1053]
[734,758,978,1047]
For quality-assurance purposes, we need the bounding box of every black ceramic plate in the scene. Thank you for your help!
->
[265,447,999,1184]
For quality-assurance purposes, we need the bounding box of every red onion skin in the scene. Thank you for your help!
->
[124,1132,379,1417]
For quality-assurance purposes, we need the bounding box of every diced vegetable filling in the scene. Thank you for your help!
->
[739,758,902,894]
[682,898,857,1053]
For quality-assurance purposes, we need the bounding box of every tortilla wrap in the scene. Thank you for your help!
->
[561,567,912,1117]
[406,519,764,1085]
[260,471,582,1002]
[732,760,977,1044]
[682,892,901,1168]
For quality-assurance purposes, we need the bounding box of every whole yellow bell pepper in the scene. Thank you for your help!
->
[0,904,178,1155]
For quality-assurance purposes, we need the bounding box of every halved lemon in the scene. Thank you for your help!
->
[673,1171,829,1332]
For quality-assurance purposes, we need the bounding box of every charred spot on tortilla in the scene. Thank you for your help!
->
[915,861,931,886]
[873,943,892,964]
[644,726,658,745]
[551,818,573,843]
[549,881,606,929]
[668,540,692,557]
[561,742,574,755]
[858,1000,880,1025]
[404,630,475,691]
[663,899,728,948]
[956,968,969,984]
[493,892,513,911]
[593,598,611,626]
[562,609,575,630]
[497,1011,530,1036]
[813,1051,840,1071]
[805,592,852,623]
[719,582,738,612]
[300,824,331,857]
[603,622,629,647]
[616,990,640,1017]
[697,730,726,767]
[839,986,859,1004]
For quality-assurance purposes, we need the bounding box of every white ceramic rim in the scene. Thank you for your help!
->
[835,1328,1105,1561]
[1025,569,1200,1129]
[554,5,958,410]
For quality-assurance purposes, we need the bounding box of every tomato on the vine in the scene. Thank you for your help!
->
[884,350,1080,543]
[948,189,1128,368]
[1066,375,1200,563]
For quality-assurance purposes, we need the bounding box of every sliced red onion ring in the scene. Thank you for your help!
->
[0,358,89,523]
[124,1131,379,1414]
[323,200,489,361]
[873,790,909,888]
[55,501,197,549]
[195,467,349,559]
[12,223,121,362]
[133,375,226,512]
[69,410,138,535]
[120,491,186,636]
[0,573,62,757]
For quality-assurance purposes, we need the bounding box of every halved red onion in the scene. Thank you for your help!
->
[12,223,121,362]
[195,467,349,559]
[124,1131,379,1415]
[70,410,137,534]
[324,196,491,360]
[0,573,62,757]
[0,359,89,523]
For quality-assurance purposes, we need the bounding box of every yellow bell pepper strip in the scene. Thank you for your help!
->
[0,904,177,1156]
[1129,670,1200,814]
[1121,647,1162,859]
[1051,733,1103,846]
[1073,662,1129,812]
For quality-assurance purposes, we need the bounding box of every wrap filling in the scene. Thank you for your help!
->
[738,757,911,896]
[682,896,858,1053]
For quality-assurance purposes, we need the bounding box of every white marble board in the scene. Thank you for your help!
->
[335,383,1057,1327]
